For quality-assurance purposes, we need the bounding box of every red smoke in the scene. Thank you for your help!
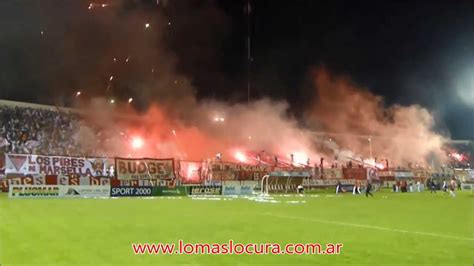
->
[74,68,448,168]
[307,68,447,167]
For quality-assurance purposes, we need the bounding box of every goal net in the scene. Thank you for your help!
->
[260,172,310,194]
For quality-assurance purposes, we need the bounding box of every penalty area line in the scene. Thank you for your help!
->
[260,213,474,242]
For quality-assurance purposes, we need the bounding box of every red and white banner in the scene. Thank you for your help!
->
[303,179,356,187]
[342,167,367,180]
[115,158,175,180]
[322,169,342,179]
[4,154,108,176]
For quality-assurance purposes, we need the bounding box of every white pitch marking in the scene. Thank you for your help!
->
[261,213,474,242]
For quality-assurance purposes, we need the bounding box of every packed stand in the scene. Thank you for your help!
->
[0,105,80,156]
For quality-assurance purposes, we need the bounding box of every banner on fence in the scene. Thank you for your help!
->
[235,170,268,180]
[342,168,367,180]
[0,175,45,192]
[113,178,176,187]
[4,154,108,176]
[9,185,110,198]
[56,175,110,186]
[322,169,342,179]
[188,185,222,195]
[412,169,429,179]
[115,158,175,180]
[221,181,258,195]
[395,170,414,179]
[378,171,394,177]
[302,179,356,187]
[453,169,474,181]
[210,162,270,181]
[269,171,312,177]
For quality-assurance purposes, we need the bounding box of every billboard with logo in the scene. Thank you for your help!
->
[153,186,187,196]
[188,185,222,195]
[110,186,153,197]
[221,181,257,195]
[9,185,110,198]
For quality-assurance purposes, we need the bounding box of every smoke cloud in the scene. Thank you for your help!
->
[306,68,447,166]
[74,67,448,168]
[0,1,449,167]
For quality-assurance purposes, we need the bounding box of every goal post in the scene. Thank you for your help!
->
[260,171,311,194]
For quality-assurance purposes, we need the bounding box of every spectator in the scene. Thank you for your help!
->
[0,104,81,156]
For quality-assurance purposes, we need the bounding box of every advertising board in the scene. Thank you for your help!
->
[9,185,110,198]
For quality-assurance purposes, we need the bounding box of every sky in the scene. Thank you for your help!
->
[0,0,473,140]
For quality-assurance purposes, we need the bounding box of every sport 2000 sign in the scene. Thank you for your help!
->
[110,186,153,197]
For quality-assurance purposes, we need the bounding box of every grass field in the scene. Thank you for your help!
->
[1,190,473,265]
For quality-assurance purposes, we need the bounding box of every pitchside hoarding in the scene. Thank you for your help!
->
[470,170,474,180]
[110,186,187,197]
[5,154,108,176]
[115,158,175,180]
[110,186,153,197]
[188,185,222,195]
[221,181,257,195]
[153,186,187,196]
[9,185,110,198]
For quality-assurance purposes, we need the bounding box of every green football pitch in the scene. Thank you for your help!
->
[1,190,473,265]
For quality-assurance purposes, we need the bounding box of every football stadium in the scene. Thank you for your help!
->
[1,1,474,265]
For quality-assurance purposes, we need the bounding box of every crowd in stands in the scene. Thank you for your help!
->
[0,101,472,170]
[0,104,80,156]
